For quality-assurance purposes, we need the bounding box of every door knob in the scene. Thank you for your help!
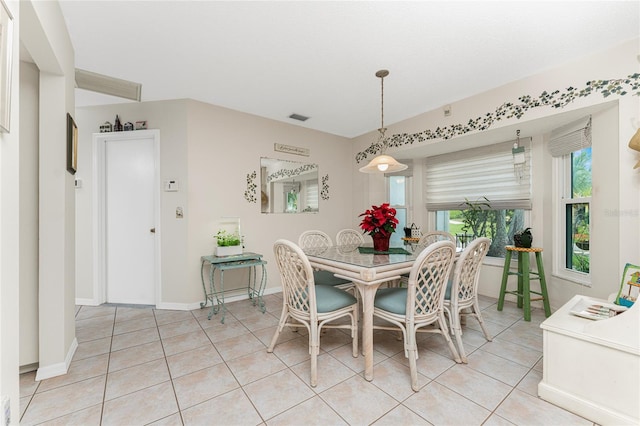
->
[150,227,156,233]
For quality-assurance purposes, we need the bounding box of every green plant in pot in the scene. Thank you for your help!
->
[214,230,243,256]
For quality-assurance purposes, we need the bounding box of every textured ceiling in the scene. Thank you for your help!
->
[59,1,640,138]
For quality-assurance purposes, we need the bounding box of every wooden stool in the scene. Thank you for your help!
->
[498,246,551,321]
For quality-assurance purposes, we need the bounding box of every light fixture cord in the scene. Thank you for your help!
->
[378,74,387,153]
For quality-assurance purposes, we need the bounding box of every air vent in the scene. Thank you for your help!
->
[289,113,309,122]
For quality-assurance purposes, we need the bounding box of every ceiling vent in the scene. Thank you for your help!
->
[75,69,142,101]
[289,113,309,122]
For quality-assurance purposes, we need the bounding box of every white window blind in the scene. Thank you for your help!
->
[424,138,532,211]
[548,116,591,157]
[305,181,319,209]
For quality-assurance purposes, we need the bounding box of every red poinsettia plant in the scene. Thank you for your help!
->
[359,203,399,237]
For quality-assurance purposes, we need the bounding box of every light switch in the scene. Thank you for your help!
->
[176,207,183,218]
[164,180,179,192]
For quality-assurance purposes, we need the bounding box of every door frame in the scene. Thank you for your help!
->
[92,129,161,305]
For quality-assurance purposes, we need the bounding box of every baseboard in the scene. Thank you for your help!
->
[35,338,78,381]
[155,288,281,311]
[538,381,638,425]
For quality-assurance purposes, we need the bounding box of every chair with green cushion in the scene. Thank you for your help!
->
[443,237,492,363]
[400,230,456,287]
[373,240,461,391]
[298,230,354,293]
[268,239,359,387]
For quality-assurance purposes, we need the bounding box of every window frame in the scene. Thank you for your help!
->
[552,153,591,286]
[387,175,412,246]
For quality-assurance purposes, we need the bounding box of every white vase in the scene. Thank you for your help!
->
[215,245,243,257]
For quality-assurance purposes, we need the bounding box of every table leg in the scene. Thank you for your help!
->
[357,281,384,381]
[200,260,210,308]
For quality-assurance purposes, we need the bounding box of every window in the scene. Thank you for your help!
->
[550,116,591,283]
[425,138,532,258]
[387,175,410,247]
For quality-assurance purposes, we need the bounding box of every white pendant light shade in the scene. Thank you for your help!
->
[359,154,408,173]
[359,69,408,174]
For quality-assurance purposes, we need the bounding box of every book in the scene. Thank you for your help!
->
[569,298,628,321]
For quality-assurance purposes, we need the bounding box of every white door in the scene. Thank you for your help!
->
[105,135,157,304]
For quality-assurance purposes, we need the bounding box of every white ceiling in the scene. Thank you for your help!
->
[59,1,640,139]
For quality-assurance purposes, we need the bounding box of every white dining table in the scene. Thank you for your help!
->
[304,243,421,381]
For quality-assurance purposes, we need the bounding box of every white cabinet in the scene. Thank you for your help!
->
[538,295,639,425]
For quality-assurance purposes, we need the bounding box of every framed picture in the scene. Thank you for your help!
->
[66,113,78,174]
[0,0,14,133]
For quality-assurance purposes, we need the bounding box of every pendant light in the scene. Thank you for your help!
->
[359,70,408,173]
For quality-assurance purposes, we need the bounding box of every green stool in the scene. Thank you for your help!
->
[498,246,551,321]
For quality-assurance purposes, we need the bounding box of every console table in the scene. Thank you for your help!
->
[538,294,639,425]
[200,252,267,323]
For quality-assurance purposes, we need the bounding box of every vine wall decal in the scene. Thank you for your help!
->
[356,73,640,163]
[321,174,330,200]
[267,163,318,183]
[244,171,257,203]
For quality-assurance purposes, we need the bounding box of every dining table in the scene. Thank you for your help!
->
[304,243,422,381]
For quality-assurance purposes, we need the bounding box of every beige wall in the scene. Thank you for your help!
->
[75,99,354,307]
[351,38,640,310]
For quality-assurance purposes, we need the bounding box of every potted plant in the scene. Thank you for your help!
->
[214,229,243,256]
[359,203,398,252]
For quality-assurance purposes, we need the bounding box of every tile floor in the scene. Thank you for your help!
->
[19,294,594,425]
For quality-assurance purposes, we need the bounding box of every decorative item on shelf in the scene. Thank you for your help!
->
[99,121,113,133]
[135,120,147,130]
[114,114,123,131]
[214,217,243,257]
[513,227,533,248]
[123,122,134,131]
[616,263,639,307]
[512,129,527,181]
[359,70,408,174]
[403,226,412,238]
[359,203,398,252]
[410,223,421,238]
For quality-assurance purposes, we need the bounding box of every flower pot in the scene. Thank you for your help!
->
[372,233,390,252]
[215,245,242,257]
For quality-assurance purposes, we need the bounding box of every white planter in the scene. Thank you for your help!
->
[215,245,243,257]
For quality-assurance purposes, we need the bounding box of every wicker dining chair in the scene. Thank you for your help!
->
[268,239,359,387]
[298,230,354,293]
[335,229,366,246]
[372,240,461,391]
[443,237,492,362]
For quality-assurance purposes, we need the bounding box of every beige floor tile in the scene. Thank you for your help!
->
[20,376,106,425]
[508,319,544,337]
[38,354,109,393]
[253,324,305,346]
[102,381,178,426]
[154,309,196,326]
[239,311,280,332]
[481,308,523,327]
[166,344,223,378]
[19,396,30,421]
[268,395,348,426]
[202,319,250,343]
[329,344,387,375]
[172,363,240,410]
[466,349,530,386]
[148,412,184,425]
[495,389,592,425]
[108,340,164,372]
[227,348,288,386]
[436,364,512,410]
[466,316,510,337]
[404,381,491,425]
[478,338,543,368]
[533,357,543,372]
[483,413,518,426]
[243,369,315,420]
[105,358,170,400]
[516,369,543,397]
[115,306,155,323]
[459,325,493,348]
[161,329,211,357]
[75,313,115,330]
[290,353,356,392]
[372,330,406,357]
[110,326,159,351]
[391,346,456,380]
[373,404,431,426]
[225,300,269,321]
[495,328,543,351]
[367,357,429,400]
[113,316,158,335]
[182,388,262,425]
[158,317,201,339]
[213,332,266,361]
[19,371,38,398]
[32,403,103,426]
[76,305,116,320]
[76,323,114,343]
[320,375,399,426]
[73,336,112,361]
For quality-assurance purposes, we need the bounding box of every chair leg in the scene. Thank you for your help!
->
[267,308,289,353]
[438,315,462,363]
[309,323,319,387]
[472,300,493,342]
[351,309,359,358]
[406,326,420,392]
[451,309,467,363]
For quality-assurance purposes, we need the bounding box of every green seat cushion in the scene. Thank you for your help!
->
[315,285,357,313]
[313,270,351,287]
[374,288,407,315]
[444,278,453,300]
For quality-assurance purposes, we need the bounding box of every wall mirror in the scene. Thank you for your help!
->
[260,157,319,214]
